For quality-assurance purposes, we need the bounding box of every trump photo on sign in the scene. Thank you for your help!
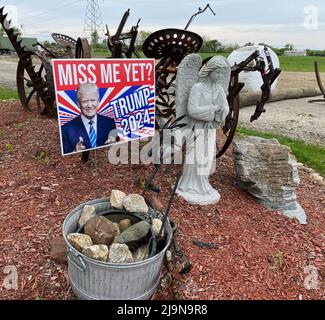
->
[52,59,156,156]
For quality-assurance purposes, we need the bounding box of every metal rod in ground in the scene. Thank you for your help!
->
[141,164,161,196]
[94,149,100,199]
[157,171,182,239]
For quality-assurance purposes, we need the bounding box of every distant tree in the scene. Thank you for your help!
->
[221,43,240,53]
[258,42,270,47]
[244,42,254,46]
[135,31,151,51]
[283,43,295,51]
[42,40,51,48]
[91,30,99,47]
[200,36,223,53]
[306,49,325,57]
[0,25,21,37]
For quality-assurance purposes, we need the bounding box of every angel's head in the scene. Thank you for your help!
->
[199,56,231,93]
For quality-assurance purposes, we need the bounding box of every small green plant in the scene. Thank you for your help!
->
[269,250,284,271]
[6,143,14,154]
[33,149,49,165]
[13,123,23,129]
[0,128,4,138]
[139,179,146,189]
[167,177,175,188]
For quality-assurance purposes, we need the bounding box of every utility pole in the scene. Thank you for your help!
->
[83,0,105,43]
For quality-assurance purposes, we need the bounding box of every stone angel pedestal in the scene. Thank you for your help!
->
[174,54,231,205]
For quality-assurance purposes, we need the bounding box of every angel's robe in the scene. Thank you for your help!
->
[176,81,229,205]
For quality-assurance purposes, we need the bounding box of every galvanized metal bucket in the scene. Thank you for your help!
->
[62,198,172,300]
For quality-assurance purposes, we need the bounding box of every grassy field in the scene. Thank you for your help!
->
[200,53,325,72]
[237,127,325,177]
[0,88,18,100]
[92,48,111,58]
[92,50,325,72]
[278,56,325,72]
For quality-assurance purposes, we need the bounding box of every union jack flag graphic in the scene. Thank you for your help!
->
[57,84,156,142]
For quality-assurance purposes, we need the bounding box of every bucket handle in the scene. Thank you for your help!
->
[67,249,87,272]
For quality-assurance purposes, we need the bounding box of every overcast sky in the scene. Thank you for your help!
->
[1,0,325,49]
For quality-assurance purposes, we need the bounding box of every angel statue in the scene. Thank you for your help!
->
[174,54,231,205]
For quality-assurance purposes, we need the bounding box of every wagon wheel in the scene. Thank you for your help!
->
[75,38,92,58]
[16,52,55,114]
[215,90,240,158]
[52,33,77,58]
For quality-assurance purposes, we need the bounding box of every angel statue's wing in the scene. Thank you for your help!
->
[175,53,202,124]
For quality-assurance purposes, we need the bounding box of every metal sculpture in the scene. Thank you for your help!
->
[0,6,93,115]
[0,7,56,114]
[105,9,141,58]
[309,61,325,103]
[0,4,281,160]
[142,5,281,158]
[52,33,77,58]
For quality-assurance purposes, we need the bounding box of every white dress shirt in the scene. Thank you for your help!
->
[81,114,98,137]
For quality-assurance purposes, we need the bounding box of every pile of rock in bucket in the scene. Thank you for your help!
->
[67,190,165,264]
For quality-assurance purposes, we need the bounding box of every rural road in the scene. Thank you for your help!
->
[239,96,325,147]
[0,56,19,89]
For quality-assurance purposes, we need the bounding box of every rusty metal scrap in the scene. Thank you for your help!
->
[309,61,325,103]
[0,4,281,160]
[0,7,56,114]
[106,9,141,58]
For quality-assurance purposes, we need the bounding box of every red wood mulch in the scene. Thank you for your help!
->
[0,101,324,300]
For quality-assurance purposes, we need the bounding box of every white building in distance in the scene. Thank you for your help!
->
[284,50,307,56]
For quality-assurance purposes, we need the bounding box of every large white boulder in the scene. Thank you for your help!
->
[228,45,280,93]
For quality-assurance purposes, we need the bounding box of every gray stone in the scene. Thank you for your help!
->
[233,136,307,224]
[84,216,117,246]
[310,173,325,185]
[110,190,127,209]
[132,244,149,262]
[152,218,164,237]
[67,233,93,252]
[82,245,109,262]
[166,250,172,262]
[122,194,149,213]
[108,244,134,263]
[78,205,96,228]
[119,219,132,233]
[115,221,151,244]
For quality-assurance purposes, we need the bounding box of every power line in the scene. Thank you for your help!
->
[19,0,81,23]
[83,0,105,39]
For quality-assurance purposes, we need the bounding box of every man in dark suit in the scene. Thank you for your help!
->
[61,83,117,155]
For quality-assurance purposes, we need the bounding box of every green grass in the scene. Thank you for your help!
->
[92,48,325,72]
[196,53,325,72]
[236,127,325,177]
[92,48,111,58]
[278,56,325,72]
[0,88,19,100]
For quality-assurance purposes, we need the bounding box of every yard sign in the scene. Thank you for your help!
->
[52,59,155,155]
